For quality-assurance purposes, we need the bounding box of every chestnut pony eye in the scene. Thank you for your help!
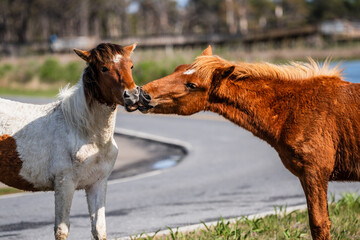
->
[185,83,197,89]
[101,67,109,72]
[131,65,134,69]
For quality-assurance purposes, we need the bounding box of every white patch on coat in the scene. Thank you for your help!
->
[113,54,122,63]
[0,77,118,190]
[184,69,196,75]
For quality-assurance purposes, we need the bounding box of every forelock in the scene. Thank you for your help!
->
[89,43,126,63]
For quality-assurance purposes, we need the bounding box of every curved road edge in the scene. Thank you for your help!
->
[0,128,192,200]
[114,127,193,154]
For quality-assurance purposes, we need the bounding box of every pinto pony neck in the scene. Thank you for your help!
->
[59,82,117,140]
[192,56,343,146]
[61,42,137,139]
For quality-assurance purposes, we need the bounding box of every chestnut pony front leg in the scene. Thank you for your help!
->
[300,170,331,240]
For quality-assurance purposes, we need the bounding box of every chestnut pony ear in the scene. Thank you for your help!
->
[216,66,235,79]
[124,43,137,57]
[209,66,236,99]
[74,49,91,62]
[201,45,212,56]
[211,66,235,86]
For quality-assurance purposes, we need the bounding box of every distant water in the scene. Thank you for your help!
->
[336,60,360,83]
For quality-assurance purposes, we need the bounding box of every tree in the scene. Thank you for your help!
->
[184,0,224,34]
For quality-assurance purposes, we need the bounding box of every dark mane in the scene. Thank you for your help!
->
[88,43,126,63]
[83,66,107,107]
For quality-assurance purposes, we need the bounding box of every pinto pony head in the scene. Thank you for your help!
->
[136,46,235,115]
[74,43,139,109]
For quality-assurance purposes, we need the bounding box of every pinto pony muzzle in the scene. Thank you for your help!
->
[125,87,152,112]
[123,86,140,105]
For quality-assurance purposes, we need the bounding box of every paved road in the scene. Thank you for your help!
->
[1,107,360,240]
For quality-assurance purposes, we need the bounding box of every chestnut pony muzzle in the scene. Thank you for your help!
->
[125,87,152,112]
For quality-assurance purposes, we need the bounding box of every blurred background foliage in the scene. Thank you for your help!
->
[1,0,360,43]
[1,0,360,96]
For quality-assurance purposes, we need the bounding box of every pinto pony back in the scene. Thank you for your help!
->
[0,43,138,240]
[135,46,360,240]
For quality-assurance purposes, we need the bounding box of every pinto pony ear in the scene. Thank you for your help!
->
[124,43,137,57]
[201,45,212,56]
[74,49,91,62]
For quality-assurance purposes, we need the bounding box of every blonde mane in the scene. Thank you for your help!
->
[191,55,343,82]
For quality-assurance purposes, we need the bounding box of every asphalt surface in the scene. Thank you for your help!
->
[1,103,360,240]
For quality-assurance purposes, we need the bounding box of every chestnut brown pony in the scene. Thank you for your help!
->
[132,46,360,240]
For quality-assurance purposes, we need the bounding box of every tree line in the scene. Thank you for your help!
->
[1,0,360,44]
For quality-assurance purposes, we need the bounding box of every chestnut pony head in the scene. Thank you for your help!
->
[137,46,235,115]
[74,43,139,109]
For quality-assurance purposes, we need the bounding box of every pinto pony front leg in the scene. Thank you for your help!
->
[86,179,108,240]
[54,175,76,240]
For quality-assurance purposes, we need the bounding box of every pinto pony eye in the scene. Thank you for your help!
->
[101,67,109,72]
[185,83,197,89]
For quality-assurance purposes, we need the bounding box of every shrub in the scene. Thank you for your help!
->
[39,58,63,83]
[133,58,185,85]
[12,67,35,83]
[0,63,14,78]
[63,61,83,84]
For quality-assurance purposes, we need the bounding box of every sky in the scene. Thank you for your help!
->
[129,0,189,13]
[176,0,189,8]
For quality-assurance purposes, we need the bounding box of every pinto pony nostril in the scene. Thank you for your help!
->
[123,91,130,98]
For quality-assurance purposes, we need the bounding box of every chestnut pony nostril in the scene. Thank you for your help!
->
[144,93,151,101]
[139,88,151,104]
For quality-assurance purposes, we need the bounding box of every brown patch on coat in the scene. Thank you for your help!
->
[0,135,38,191]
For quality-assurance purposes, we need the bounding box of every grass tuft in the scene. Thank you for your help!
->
[0,187,23,196]
[129,193,360,240]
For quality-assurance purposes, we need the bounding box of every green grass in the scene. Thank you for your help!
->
[0,87,59,97]
[130,193,360,240]
[0,187,23,196]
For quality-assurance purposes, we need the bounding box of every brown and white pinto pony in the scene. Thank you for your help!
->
[0,43,138,240]
[134,46,360,240]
